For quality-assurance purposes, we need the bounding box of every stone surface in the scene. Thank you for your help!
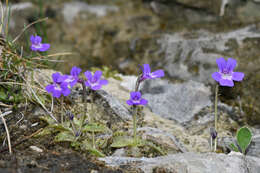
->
[237,1,260,23]
[158,25,260,83]
[1,2,35,37]
[140,79,211,123]
[100,152,260,173]
[62,1,118,24]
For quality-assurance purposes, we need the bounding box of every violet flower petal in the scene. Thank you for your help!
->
[151,69,164,78]
[45,84,54,93]
[126,100,134,105]
[130,91,140,100]
[219,79,234,87]
[91,84,102,90]
[140,98,148,105]
[212,72,221,82]
[52,72,62,83]
[61,83,71,96]
[93,70,102,81]
[71,66,81,77]
[84,71,92,81]
[143,64,151,74]
[216,57,226,72]
[232,72,244,81]
[38,43,50,52]
[226,58,236,72]
[52,88,62,98]
[85,81,91,88]
[99,79,108,86]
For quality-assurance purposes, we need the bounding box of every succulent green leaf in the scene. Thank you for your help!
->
[82,123,107,133]
[111,136,134,148]
[236,127,252,154]
[49,123,71,132]
[0,90,7,100]
[39,116,56,124]
[229,143,239,152]
[82,139,105,157]
[54,131,75,142]
[33,127,52,137]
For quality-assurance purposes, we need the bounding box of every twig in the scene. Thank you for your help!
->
[27,80,58,122]
[12,17,48,43]
[0,110,12,154]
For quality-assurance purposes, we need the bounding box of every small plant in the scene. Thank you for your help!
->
[230,127,252,155]
[211,58,244,151]
[44,66,108,157]
[111,64,164,150]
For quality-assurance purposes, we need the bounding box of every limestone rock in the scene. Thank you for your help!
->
[140,79,211,123]
[100,152,260,173]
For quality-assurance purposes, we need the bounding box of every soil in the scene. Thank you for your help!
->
[0,106,123,173]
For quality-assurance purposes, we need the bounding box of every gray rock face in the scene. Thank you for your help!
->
[1,2,35,36]
[95,89,132,121]
[140,79,212,123]
[62,1,118,24]
[237,1,260,23]
[158,25,260,83]
[100,152,260,173]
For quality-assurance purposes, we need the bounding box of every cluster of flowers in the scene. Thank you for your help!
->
[45,67,108,98]
[30,34,244,99]
[126,64,164,106]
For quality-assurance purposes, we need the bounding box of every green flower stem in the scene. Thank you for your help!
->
[133,105,137,146]
[78,81,88,137]
[214,84,219,152]
[60,96,64,124]
[91,91,96,149]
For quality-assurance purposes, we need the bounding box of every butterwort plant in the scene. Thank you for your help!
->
[83,70,108,148]
[127,64,164,146]
[211,57,244,151]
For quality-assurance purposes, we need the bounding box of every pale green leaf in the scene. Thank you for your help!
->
[54,131,75,142]
[33,127,52,137]
[82,123,107,133]
[39,116,56,124]
[236,127,252,154]
[111,136,134,148]
[81,139,105,157]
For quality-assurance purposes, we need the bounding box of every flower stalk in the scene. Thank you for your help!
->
[133,105,137,145]
[214,84,219,152]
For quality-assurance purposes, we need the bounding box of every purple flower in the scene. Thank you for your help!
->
[61,66,81,88]
[84,70,108,90]
[212,58,244,87]
[126,91,148,106]
[30,35,50,52]
[140,64,164,81]
[45,72,70,98]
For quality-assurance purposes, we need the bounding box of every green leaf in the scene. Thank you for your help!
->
[229,143,239,152]
[82,139,105,157]
[82,123,107,133]
[49,123,71,132]
[0,89,7,100]
[33,127,52,137]
[111,136,134,148]
[236,127,252,154]
[39,116,56,124]
[54,131,75,142]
